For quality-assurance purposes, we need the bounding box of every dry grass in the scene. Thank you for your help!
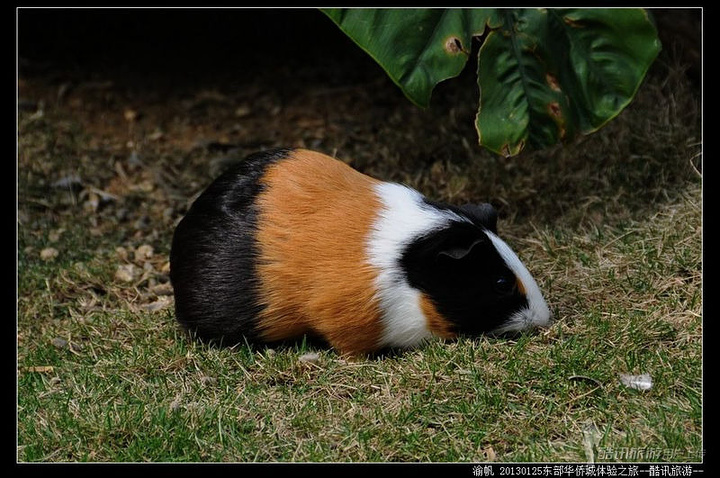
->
[17,12,701,463]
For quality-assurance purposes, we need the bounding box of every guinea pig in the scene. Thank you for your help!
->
[169,148,551,356]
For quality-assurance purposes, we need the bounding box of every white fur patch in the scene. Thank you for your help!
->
[367,183,460,349]
[485,231,552,333]
[367,183,551,347]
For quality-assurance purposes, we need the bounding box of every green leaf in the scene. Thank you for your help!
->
[322,8,501,108]
[322,8,661,156]
[476,9,661,156]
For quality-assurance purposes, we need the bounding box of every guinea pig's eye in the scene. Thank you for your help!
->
[494,275,516,294]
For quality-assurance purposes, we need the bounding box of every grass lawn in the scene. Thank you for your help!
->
[17,185,702,462]
[17,10,701,463]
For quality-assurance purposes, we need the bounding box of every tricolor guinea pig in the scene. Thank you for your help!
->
[169,148,551,356]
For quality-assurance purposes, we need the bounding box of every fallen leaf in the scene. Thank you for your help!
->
[84,191,100,213]
[483,446,496,462]
[135,244,154,262]
[48,228,65,243]
[51,337,68,348]
[40,247,59,261]
[115,264,137,283]
[115,246,129,261]
[131,180,155,193]
[142,296,172,312]
[23,366,54,373]
[568,375,603,388]
[150,282,174,296]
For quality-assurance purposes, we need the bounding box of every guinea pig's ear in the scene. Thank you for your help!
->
[436,236,487,261]
[458,203,498,233]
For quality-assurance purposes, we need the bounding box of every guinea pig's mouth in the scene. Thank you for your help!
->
[489,307,553,337]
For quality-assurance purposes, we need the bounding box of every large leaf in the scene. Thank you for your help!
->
[322,8,661,157]
[322,8,501,108]
[476,9,661,156]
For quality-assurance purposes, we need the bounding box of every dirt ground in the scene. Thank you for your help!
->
[18,10,487,231]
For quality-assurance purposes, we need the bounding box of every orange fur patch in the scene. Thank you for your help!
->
[419,293,457,340]
[254,149,385,355]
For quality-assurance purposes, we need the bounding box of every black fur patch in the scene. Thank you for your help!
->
[169,148,293,345]
[422,198,498,233]
[400,219,529,335]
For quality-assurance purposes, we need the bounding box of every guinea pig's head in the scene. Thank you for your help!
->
[401,203,552,338]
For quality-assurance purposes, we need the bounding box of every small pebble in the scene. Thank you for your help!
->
[619,373,653,391]
[298,352,320,364]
